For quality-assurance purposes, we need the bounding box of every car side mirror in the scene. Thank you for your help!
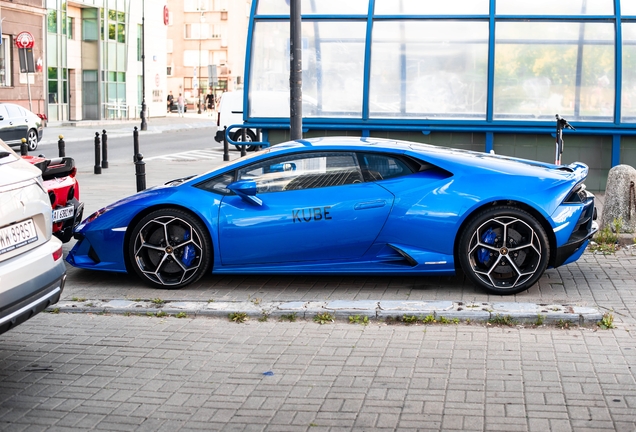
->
[227,180,263,206]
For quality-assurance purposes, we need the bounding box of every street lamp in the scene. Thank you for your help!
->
[197,9,204,114]
[140,0,147,130]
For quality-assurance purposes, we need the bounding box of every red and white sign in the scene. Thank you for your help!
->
[163,6,170,25]
[15,31,35,49]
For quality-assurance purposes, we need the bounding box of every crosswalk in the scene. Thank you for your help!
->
[144,149,240,162]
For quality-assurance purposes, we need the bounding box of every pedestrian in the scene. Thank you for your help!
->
[177,93,185,117]
[206,91,215,116]
[167,91,174,113]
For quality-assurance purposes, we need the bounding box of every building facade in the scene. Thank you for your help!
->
[44,0,167,122]
[0,1,46,115]
[166,0,251,111]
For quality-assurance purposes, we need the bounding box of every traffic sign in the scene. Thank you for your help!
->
[15,31,35,49]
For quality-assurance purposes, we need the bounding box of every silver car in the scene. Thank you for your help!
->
[0,139,66,335]
[0,103,44,151]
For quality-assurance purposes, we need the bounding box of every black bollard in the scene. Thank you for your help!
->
[101,129,109,168]
[135,153,146,192]
[20,138,27,156]
[240,128,247,157]
[222,126,229,162]
[133,126,140,162]
[57,135,65,157]
[94,132,102,174]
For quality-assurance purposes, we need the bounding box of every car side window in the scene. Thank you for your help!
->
[5,104,21,118]
[194,172,235,195]
[237,152,363,193]
[358,153,415,181]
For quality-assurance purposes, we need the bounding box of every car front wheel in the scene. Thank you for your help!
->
[27,129,38,151]
[458,206,549,295]
[128,209,212,288]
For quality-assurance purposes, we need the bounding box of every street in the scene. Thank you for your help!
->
[1,124,636,431]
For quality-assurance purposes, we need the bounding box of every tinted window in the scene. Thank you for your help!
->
[195,172,235,195]
[358,153,415,180]
[237,152,363,193]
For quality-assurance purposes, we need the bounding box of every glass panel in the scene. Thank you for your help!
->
[48,10,58,33]
[374,0,488,15]
[108,9,116,21]
[249,21,367,118]
[494,22,615,122]
[257,0,369,15]
[48,80,58,103]
[117,11,125,22]
[622,24,636,122]
[48,67,58,80]
[622,0,636,15]
[497,0,614,15]
[108,23,116,40]
[369,21,489,120]
[117,23,125,43]
[108,71,116,81]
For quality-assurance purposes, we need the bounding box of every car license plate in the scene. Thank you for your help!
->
[0,219,38,255]
[52,205,74,222]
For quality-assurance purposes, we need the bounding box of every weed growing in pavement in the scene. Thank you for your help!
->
[176,312,187,319]
[47,308,60,314]
[71,297,86,302]
[348,315,369,325]
[258,312,269,322]
[402,315,418,324]
[534,314,544,326]
[589,222,620,254]
[556,319,571,329]
[279,313,297,322]
[146,312,154,317]
[438,316,460,324]
[208,299,215,303]
[422,315,436,324]
[150,298,165,305]
[249,297,262,305]
[85,302,95,307]
[488,314,517,326]
[124,312,131,317]
[229,312,248,323]
[313,312,335,325]
[156,311,167,318]
[598,312,615,329]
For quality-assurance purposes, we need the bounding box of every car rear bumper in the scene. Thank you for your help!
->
[0,238,66,335]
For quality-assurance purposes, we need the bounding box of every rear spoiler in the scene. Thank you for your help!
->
[34,157,76,181]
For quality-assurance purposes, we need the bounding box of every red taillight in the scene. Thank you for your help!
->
[52,246,63,261]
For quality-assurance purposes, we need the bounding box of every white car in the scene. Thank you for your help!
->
[0,103,44,151]
[0,139,66,335]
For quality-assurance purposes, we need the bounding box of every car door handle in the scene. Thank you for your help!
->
[354,200,386,210]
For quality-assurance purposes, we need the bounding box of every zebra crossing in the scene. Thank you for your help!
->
[144,149,239,162]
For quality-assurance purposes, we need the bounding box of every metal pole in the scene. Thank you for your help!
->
[101,129,109,168]
[135,153,146,192]
[94,132,102,174]
[222,126,229,161]
[58,135,65,157]
[20,138,27,156]
[23,50,33,112]
[290,0,302,140]
[133,126,140,162]
[140,0,148,131]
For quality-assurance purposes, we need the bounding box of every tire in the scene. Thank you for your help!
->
[458,206,549,295]
[27,129,38,151]
[128,209,212,289]
[232,129,258,152]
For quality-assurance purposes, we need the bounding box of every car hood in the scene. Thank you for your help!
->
[0,140,42,186]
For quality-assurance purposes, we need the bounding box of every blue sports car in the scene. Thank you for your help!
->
[67,137,597,295]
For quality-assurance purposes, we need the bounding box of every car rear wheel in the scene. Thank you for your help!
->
[27,129,38,151]
[232,129,258,152]
[458,206,549,295]
[128,209,212,289]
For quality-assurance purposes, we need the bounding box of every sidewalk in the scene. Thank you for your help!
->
[42,111,218,145]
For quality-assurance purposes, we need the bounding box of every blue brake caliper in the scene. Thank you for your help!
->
[478,227,497,264]
[181,230,195,267]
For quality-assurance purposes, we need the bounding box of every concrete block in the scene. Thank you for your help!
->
[601,164,636,232]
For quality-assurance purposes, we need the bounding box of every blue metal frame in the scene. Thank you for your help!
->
[242,0,636,166]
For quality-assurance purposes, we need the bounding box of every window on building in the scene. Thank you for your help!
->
[185,0,211,12]
[107,9,126,42]
[68,17,75,39]
[0,36,11,87]
[185,23,210,39]
[82,8,98,41]
[48,10,58,33]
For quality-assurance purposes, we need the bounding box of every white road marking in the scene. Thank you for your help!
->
[145,149,234,161]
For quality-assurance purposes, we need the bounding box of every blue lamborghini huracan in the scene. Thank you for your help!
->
[67,137,597,295]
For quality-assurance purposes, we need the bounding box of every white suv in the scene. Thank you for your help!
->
[0,139,66,335]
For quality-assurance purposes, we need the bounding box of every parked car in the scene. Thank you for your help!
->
[0,103,44,151]
[0,139,66,335]
[67,137,598,295]
[22,154,84,243]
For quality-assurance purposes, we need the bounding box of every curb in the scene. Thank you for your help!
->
[47,299,605,326]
